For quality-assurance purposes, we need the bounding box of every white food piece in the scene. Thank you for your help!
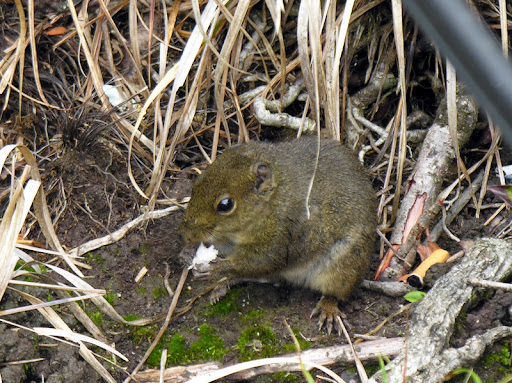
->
[102,84,125,107]
[499,164,512,177]
[190,243,218,270]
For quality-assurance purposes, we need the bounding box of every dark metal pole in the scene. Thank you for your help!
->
[404,0,512,147]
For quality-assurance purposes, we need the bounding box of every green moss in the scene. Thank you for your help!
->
[87,311,103,327]
[147,334,191,367]
[131,325,158,345]
[498,344,511,367]
[485,344,512,370]
[166,334,191,365]
[203,289,241,317]
[189,324,228,361]
[15,260,48,278]
[15,261,37,273]
[136,287,147,294]
[271,371,300,382]
[240,308,267,322]
[238,324,279,361]
[146,343,165,367]
[104,291,117,305]
[123,314,140,321]
[87,252,105,264]
[147,325,228,367]
[283,328,311,353]
[152,287,167,300]
[364,364,382,376]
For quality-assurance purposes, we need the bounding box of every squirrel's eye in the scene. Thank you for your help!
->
[216,197,236,214]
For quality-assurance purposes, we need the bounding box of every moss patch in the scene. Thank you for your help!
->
[148,334,190,367]
[87,311,103,327]
[237,324,279,361]
[86,251,106,264]
[282,328,311,353]
[136,287,147,294]
[485,343,512,373]
[131,325,158,345]
[104,291,117,305]
[202,289,241,317]
[123,314,140,322]
[240,308,267,323]
[147,324,228,367]
[189,324,228,361]
[152,287,167,300]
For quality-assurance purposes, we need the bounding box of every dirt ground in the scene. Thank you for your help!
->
[2,138,512,383]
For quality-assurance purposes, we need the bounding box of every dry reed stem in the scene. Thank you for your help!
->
[447,61,477,215]
[390,0,407,224]
[0,143,131,379]
[15,289,118,382]
[27,0,48,105]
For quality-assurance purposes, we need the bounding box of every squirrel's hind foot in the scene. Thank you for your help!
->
[310,295,348,335]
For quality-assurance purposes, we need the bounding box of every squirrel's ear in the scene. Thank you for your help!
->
[251,162,273,193]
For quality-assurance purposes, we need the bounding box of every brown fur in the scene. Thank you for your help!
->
[180,138,377,332]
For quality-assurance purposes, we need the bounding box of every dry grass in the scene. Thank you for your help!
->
[0,0,511,381]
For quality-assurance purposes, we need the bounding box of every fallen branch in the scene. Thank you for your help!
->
[380,84,479,281]
[253,78,316,132]
[135,337,404,382]
[369,238,512,382]
[361,279,414,297]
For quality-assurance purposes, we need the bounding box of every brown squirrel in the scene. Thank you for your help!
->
[180,138,377,334]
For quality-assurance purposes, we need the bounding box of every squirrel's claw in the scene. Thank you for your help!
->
[310,295,343,335]
[209,278,230,304]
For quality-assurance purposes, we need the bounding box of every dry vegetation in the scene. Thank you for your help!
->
[1,0,512,382]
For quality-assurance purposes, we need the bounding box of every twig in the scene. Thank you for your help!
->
[468,278,512,292]
[68,206,180,257]
[430,170,485,242]
[338,316,368,382]
[361,280,414,297]
[124,267,189,383]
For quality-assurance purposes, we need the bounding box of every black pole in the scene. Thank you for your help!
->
[404,0,512,147]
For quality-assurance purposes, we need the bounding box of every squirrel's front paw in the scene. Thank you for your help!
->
[209,278,231,304]
[310,295,345,335]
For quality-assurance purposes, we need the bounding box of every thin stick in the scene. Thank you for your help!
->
[468,278,512,292]
[124,267,189,383]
